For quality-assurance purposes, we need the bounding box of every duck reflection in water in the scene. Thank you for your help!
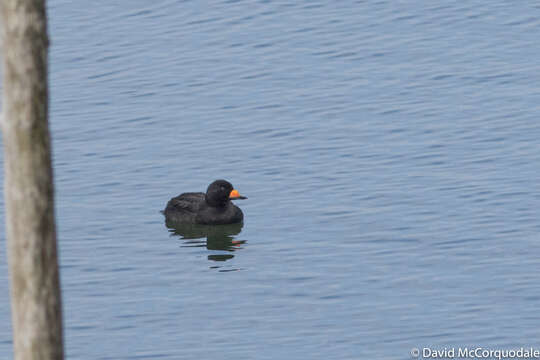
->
[166,220,245,262]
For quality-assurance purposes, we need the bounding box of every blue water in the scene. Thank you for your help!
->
[1,1,540,359]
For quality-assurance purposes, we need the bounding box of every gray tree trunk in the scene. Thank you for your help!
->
[1,0,64,359]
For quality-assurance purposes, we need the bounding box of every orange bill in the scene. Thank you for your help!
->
[229,189,247,200]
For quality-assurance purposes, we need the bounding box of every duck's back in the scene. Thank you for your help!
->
[164,192,205,223]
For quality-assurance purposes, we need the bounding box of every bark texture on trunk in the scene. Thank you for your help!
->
[1,0,64,359]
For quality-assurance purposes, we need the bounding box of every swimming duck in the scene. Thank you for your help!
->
[164,179,247,225]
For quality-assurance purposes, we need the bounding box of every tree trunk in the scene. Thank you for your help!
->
[1,1,64,359]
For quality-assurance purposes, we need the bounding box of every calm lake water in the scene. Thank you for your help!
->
[1,1,540,359]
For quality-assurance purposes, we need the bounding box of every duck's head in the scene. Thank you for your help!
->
[205,179,247,207]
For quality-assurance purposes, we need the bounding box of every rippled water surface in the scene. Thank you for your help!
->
[1,1,540,359]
